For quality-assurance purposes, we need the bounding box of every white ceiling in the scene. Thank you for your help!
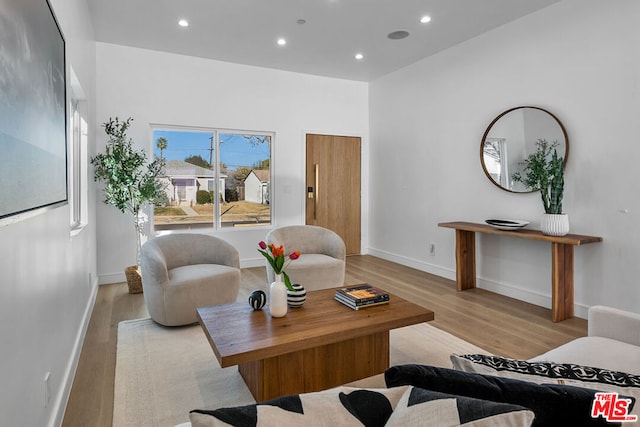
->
[86,0,561,82]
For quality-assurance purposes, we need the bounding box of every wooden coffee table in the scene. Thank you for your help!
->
[196,286,434,402]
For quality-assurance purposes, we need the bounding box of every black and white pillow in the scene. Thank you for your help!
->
[451,354,640,388]
[451,354,640,425]
[384,364,617,427]
[189,385,535,427]
[189,386,408,427]
[386,387,533,427]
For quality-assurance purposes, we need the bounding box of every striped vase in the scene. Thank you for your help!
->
[287,283,307,308]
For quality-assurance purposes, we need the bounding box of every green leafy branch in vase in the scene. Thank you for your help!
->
[512,139,564,214]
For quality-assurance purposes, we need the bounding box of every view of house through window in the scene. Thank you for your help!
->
[152,127,272,230]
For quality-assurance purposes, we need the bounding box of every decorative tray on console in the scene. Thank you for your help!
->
[485,219,530,230]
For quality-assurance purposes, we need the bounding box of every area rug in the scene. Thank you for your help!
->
[113,318,487,427]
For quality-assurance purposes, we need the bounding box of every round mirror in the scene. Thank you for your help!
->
[480,106,569,192]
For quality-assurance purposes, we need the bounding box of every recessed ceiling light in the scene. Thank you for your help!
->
[387,30,410,40]
[178,19,189,27]
[297,19,306,25]
[355,53,364,60]
[420,16,432,24]
[277,38,287,46]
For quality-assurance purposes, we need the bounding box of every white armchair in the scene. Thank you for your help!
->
[141,233,240,326]
[265,225,346,291]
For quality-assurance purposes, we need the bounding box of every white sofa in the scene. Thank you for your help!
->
[530,305,640,374]
[177,305,640,427]
[443,305,640,425]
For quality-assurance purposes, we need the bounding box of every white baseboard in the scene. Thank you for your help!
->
[50,276,99,427]
[477,277,588,319]
[99,271,126,285]
[366,248,588,320]
[367,248,456,281]
[241,257,264,269]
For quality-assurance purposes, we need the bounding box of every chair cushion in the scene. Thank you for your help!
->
[284,254,345,291]
[158,264,240,326]
[169,264,239,288]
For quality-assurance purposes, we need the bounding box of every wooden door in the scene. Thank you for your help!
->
[306,134,361,255]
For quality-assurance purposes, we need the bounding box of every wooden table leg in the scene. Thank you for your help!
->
[455,229,476,291]
[551,242,574,322]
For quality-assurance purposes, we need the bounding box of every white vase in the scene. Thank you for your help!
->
[541,213,570,236]
[269,274,288,317]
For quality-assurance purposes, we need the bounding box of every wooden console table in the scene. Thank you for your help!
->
[438,221,602,322]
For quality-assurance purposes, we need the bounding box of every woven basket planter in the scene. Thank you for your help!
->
[125,265,143,294]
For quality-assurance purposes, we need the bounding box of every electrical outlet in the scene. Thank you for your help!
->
[429,243,436,256]
[43,372,50,408]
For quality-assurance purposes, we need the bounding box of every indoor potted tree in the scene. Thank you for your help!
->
[512,139,569,236]
[91,117,166,293]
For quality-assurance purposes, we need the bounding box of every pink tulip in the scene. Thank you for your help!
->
[258,241,267,250]
[289,251,300,260]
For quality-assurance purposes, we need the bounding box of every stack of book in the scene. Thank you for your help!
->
[334,284,390,310]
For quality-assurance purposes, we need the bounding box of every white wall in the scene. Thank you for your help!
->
[0,0,97,426]
[2,1,634,425]
[369,0,640,317]
[95,43,369,283]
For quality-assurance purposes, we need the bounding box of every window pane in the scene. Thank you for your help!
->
[219,133,271,228]
[152,129,214,230]
[152,128,272,230]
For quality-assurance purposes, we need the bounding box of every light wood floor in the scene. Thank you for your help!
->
[62,255,587,426]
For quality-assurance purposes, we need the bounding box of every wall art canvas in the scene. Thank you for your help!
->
[0,0,67,221]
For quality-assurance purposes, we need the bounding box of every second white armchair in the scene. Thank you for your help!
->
[265,225,346,291]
